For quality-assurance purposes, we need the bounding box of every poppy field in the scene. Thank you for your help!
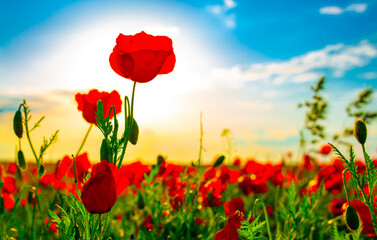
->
[2,31,377,240]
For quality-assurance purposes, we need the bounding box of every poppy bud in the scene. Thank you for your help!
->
[129,118,139,145]
[344,205,359,231]
[100,139,111,163]
[13,109,23,138]
[38,165,45,178]
[81,161,117,214]
[18,150,26,170]
[213,155,225,168]
[354,119,367,145]
[0,196,4,215]
[137,191,145,209]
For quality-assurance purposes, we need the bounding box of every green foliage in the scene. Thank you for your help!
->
[333,88,377,144]
[298,76,328,144]
[238,214,267,240]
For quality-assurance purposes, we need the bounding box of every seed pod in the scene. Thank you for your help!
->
[344,205,360,231]
[354,119,367,145]
[17,150,26,170]
[38,164,45,178]
[129,118,139,145]
[13,109,23,138]
[100,139,111,163]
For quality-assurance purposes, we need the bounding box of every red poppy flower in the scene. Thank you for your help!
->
[215,212,243,240]
[233,157,241,166]
[224,197,245,217]
[302,154,314,171]
[75,89,122,124]
[329,198,346,216]
[6,163,17,175]
[142,214,154,231]
[67,153,91,182]
[109,31,176,83]
[1,193,15,210]
[319,144,332,155]
[2,176,16,194]
[81,160,117,214]
[342,200,376,237]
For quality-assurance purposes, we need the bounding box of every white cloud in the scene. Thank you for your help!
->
[225,14,236,28]
[320,3,367,15]
[208,5,222,15]
[320,6,344,15]
[358,72,377,79]
[211,40,377,85]
[224,0,237,9]
[346,3,367,13]
[207,0,237,28]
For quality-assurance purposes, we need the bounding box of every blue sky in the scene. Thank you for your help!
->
[0,0,377,163]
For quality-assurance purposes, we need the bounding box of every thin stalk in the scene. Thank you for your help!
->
[99,214,102,239]
[31,178,40,239]
[76,124,93,157]
[72,155,78,198]
[198,111,204,167]
[361,144,377,236]
[118,82,136,168]
[343,170,351,205]
[22,103,39,165]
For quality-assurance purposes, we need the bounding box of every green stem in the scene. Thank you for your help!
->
[118,82,136,168]
[342,170,351,205]
[76,124,93,157]
[253,199,272,240]
[99,214,102,239]
[31,178,40,239]
[22,103,39,165]
[361,144,377,236]
[198,111,204,167]
[72,155,78,198]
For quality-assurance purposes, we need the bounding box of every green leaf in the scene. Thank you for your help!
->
[49,210,62,225]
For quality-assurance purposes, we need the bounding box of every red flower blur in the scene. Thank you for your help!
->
[75,89,122,124]
[224,197,245,217]
[214,212,243,240]
[319,144,332,155]
[328,198,346,216]
[109,31,176,83]
[81,161,117,214]
[6,163,17,175]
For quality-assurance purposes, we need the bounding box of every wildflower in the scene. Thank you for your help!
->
[224,197,245,216]
[328,198,346,216]
[109,31,176,83]
[319,144,332,155]
[81,160,117,214]
[214,211,243,240]
[75,89,122,125]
